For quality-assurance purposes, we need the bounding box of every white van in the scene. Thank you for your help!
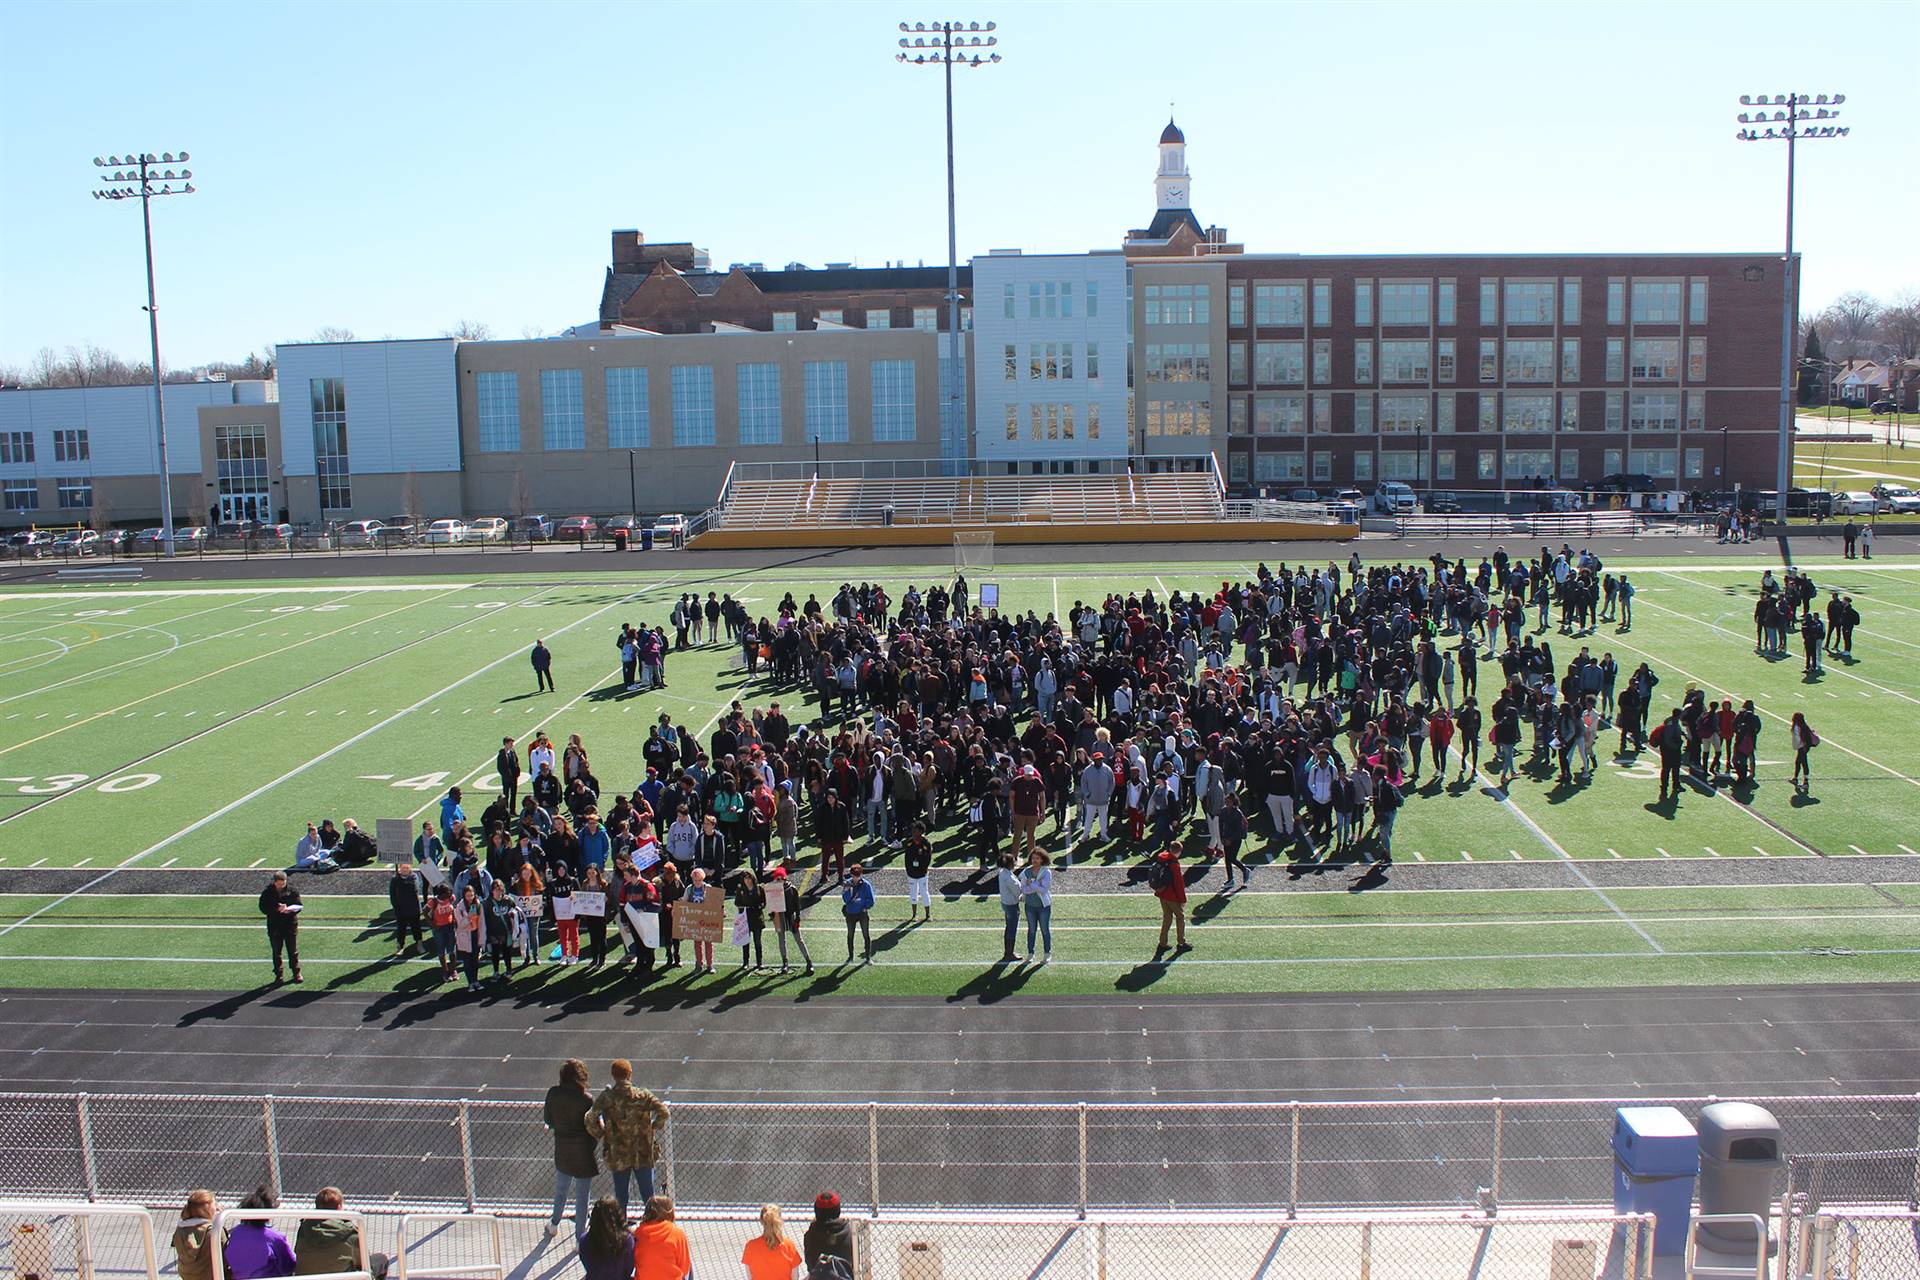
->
[1373,482,1417,516]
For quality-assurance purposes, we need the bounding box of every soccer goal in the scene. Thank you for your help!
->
[953,529,996,573]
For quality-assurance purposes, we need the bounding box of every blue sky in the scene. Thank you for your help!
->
[2,0,1914,370]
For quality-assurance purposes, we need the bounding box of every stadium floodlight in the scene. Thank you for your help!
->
[93,149,197,556]
[1735,93,1847,511]
[894,19,1001,475]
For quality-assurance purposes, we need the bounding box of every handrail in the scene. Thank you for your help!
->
[394,1212,504,1280]
[0,1201,160,1280]
[1686,1213,1769,1279]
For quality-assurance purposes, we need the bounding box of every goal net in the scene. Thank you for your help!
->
[953,529,996,572]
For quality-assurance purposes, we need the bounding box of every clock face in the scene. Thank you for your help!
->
[1164,185,1186,204]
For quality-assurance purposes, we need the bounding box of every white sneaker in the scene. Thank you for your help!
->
[543,1221,560,1240]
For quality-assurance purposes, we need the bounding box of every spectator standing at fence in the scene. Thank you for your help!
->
[586,1058,670,1215]
[543,1058,599,1239]
[224,1187,296,1280]
[258,872,303,985]
[741,1204,803,1280]
[577,1196,637,1280]
[630,1196,691,1280]
[294,1187,387,1279]
[803,1193,855,1279]
[172,1190,221,1280]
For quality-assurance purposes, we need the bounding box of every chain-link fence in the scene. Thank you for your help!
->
[0,1202,159,1280]
[4,1090,1918,1218]
[1796,1210,1920,1280]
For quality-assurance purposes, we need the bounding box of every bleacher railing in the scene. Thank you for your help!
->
[5,1091,1918,1220]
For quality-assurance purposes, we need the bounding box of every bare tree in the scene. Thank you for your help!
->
[520,324,548,340]
[1878,291,1920,361]
[1821,291,1882,360]
[311,326,356,343]
[442,319,493,341]
[401,469,421,517]
[88,488,112,534]
[509,466,531,518]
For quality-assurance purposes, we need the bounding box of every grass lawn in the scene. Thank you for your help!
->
[2,553,1918,997]
[1793,445,1920,489]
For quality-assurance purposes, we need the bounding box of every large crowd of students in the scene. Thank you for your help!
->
[264,548,1839,986]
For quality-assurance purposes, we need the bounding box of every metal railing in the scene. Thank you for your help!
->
[6,1091,1920,1220]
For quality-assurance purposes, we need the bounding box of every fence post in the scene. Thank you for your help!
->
[457,1101,477,1212]
[75,1092,99,1202]
[1286,1101,1300,1218]
[1489,1097,1504,1209]
[262,1095,283,1203]
[1076,1102,1088,1220]
[1357,1220,1371,1280]
[1910,1091,1920,1211]
[1095,1221,1108,1280]
[867,1102,881,1217]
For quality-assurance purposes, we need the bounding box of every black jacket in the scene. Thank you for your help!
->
[389,871,426,919]
[259,883,302,933]
[543,1084,598,1179]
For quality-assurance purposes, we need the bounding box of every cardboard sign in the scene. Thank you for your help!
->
[676,892,725,944]
[631,842,661,872]
[515,895,543,920]
[553,896,577,922]
[764,882,787,914]
[573,892,606,918]
[979,583,999,609]
[419,861,448,889]
[376,820,413,859]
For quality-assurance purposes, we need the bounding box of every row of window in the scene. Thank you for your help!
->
[1197,278,1714,330]
[1215,336,1707,386]
[473,362,918,452]
[773,307,948,332]
[1229,446,1701,486]
[1,477,93,510]
[999,401,1106,442]
[1004,342,1104,382]
[0,429,91,466]
[999,281,1102,322]
[1208,390,1708,435]
[311,377,350,511]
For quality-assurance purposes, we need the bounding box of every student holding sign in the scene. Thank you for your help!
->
[548,862,580,965]
[575,866,610,968]
[682,868,719,974]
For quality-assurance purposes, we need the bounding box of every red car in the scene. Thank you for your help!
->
[555,516,598,544]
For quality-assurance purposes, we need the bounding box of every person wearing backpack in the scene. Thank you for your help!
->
[803,1192,855,1279]
[1370,766,1403,867]
[1150,841,1190,953]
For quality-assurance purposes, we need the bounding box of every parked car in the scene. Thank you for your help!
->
[8,529,52,558]
[651,512,689,544]
[209,522,255,548]
[251,522,293,548]
[292,522,339,550]
[52,529,100,556]
[338,519,385,548]
[1426,491,1463,514]
[555,515,598,544]
[1832,490,1879,516]
[1870,484,1920,513]
[1286,488,1321,503]
[100,528,134,553]
[422,518,468,546]
[129,527,166,552]
[374,516,420,547]
[465,516,508,543]
[601,515,641,541]
[509,514,552,542]
[1599,473,1658,494]
[1372,482,1417,516]
[1869,400,1897,415]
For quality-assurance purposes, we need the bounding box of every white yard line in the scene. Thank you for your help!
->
[0,583,484,600]
[0,583,659,941]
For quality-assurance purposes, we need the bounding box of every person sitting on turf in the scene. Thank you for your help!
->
[293,823,337,873]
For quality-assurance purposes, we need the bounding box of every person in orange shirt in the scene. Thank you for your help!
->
[739,1204,803,1280]
[631,1196,690,1280]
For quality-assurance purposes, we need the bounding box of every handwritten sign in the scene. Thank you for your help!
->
[515,895,543,920]
[764,882,787,914]
[676,892,725,944]
[376,820,413,859]
[573,892,606,917]
[553,896,577,922]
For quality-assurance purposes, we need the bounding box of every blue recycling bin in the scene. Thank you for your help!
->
[639,528,654,551]
[1613,1106,1699,1256]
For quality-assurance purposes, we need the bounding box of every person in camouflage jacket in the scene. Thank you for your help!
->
[585,1058,669,1213]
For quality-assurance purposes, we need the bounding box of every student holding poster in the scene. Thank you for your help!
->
[548,862,580,965]
[766,866,812,975]
[575,866,609,969]
[617,863,659,973]
[683,868,717,975]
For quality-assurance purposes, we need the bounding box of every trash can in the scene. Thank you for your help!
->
[612,528,629,552]
[1612,1106,1698,1256]
[639,528,653,551]
[1696,1102,1783,1250]
[883,503,895,527]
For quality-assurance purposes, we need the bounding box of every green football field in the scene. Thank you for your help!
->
[2,551,1919,997]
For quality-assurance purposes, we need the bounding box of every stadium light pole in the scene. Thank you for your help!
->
[897,20,1000,475]
[1736,94,1845,518]
[94,151,195,557]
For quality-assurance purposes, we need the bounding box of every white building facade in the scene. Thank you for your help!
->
[969,250,1130,472]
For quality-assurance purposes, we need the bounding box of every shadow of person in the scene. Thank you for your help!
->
[175,983,281,1027]
[946,961,1037,1005]
[1113,958,1173,993]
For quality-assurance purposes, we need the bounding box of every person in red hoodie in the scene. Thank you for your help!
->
[1151,839,1190,953]
[1009,763,1046,860]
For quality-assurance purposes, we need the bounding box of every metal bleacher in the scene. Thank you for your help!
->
[717,471,1227,530]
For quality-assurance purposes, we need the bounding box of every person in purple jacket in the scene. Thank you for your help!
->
[223,1186,295,1279]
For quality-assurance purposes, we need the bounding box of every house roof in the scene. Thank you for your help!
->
[1139,207,1204,239]
[602,262,971,321]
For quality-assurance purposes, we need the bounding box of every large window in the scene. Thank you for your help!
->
[0,432,32,464]
[736,363,782,446]
[1086,282,1098,317]
[1563,278,1582,325]
[1479,279,1498,326]
[913,307,937,332]
[1379,393,1430,434]
[1312,340,1331,385]
[1354,393,1374,434]
[1254,341,1304,385]
[540,369,584,450]
[1144,400,1211,435]
[1606,392,1624,432]
[1353,452,1374,482]
[1086,403,1100,438]
[1561,338,1581,381]
[772,311,797,332]
[1631,281,1683,324]
[1253,283,1304,326]
[1380,451,1426,481]
[1505,448,1553,478]
[1629,392,1680,431]
[1146,343,1210,383]
[865,309,892,330]
[1629,448,1678,479]
[1479,340,1498,383]
[214,424,268,515]
[1229,343,1247,385]
[1228,397,1250,435]
[1379,282,1431,326]
[1437,394,1455,433]
[1313,281,1331,326]
[1689,279,1709,324]
[1630,339,1681,380]
[1354,280,1373,327]
[606,368,650,448]
[1504,281,1556,326]
[1380,340,1430,383]
[671,365,717,446]
[1503,394,1555,432]
[53,429,89,464]
[1354,340,1374,384]
[56,477,92,509]
[1254,395,1306,435]
[311,376,353,508]
[2,479,37,510]
[1438,279,1457,325]
[870,360,916,442]
[1561,394,1581,432]
[474,371,518,454]
[1144,283,1210,325]
[803,360,849,443]
[1605,338,1625,381]
[1607,279,1625,325]
[1437,339,1456,383]
[1087,342,1101,379]
[1228,284,1245,327]
[1688,337,1707,382]
[1503,339,1555,382]
[1686,391,1705,431]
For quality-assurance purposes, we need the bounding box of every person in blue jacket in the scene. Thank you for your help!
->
[840,862,875,964]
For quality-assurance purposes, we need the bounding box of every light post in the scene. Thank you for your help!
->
[627,450,637,517]
[897,20,1000,475]
[93,151,195,557]
[1736,93,1845,524]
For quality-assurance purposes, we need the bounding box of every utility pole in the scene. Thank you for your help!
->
[94,151,195,556]
[898,20,1000,474]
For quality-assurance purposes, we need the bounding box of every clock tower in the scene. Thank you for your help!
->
[1155,118,1190,211]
